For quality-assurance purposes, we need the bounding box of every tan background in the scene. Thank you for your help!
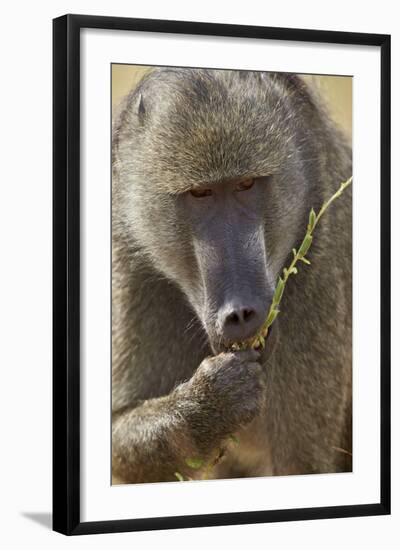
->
[111,65,352,138]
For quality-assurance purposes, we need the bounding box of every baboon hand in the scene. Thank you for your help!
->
[181,350,266,444]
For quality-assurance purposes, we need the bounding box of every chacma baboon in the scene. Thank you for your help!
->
[112,68,352,484]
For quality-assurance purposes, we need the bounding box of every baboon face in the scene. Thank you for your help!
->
[115,69,312,352]
[177,175,272,351]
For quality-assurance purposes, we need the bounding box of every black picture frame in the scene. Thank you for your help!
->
[53,14,391,536]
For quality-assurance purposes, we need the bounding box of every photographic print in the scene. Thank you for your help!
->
[53,15,390,534]
[111,65,353,485]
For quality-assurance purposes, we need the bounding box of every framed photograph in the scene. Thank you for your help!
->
[53,14,391,535]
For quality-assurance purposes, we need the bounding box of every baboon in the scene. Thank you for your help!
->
[112,68,352,484]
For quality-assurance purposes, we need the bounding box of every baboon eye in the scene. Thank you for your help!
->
[235,178,255,192]
[190,188,213,198]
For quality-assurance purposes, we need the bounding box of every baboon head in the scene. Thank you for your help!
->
[113,68,321,353]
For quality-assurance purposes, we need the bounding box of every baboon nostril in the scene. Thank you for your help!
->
[243,308,255,322]
[225,307,256,326]
[219,303,263,342]
[226,311,240,325]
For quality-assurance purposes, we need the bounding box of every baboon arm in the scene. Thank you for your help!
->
[112,390,200,484]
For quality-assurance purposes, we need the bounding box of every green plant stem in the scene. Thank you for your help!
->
[231,176,352,352]
[313,176,352,228]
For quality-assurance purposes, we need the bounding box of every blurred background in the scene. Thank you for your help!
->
[111,64,352,139]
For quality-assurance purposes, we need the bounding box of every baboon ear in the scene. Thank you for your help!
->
[135,93,146,123]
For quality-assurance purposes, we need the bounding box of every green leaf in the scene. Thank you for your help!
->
[291,266,298,275]
[298,234,313,258]
[308,208,316,231]
[265,308,279,328]
[272,276,285,305]
[174,472,185,482]
[292,248,297,257]
[300,257,311,265]
[185,457,204,469]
